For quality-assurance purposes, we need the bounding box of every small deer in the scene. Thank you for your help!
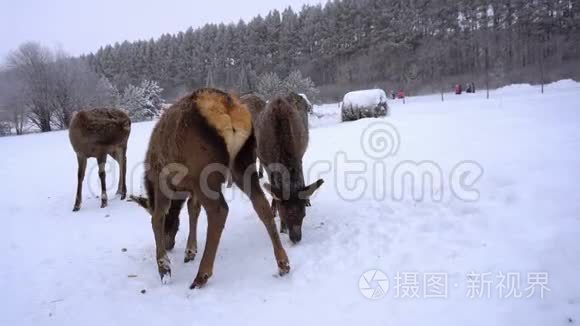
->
[69,108,131,211]
[253,93,324,244]
[132,88,289,288]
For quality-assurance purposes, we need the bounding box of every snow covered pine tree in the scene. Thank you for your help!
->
[120,80,164,122]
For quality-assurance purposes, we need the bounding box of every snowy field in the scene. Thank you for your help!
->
[2,81,580,325]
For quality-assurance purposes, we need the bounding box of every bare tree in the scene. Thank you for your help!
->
[4,43,116,132]
[7,42,55,132]
[51,54,104,129]
[0,69,27,135]
[92,76,120,108]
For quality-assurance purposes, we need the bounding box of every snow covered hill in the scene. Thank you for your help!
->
[2,81,580,326]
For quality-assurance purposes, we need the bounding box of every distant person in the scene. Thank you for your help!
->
[397,90,405,99]
[455,84,462,95]
[466,83,473,93]
[466,82,476,93]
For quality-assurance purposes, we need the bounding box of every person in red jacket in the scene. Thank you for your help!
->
[455,84,462,95]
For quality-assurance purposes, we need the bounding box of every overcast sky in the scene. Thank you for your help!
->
[0,0,325,61]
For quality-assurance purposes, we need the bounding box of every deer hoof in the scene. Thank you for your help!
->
[190,273,210,289]
[277,260,291,276]
[184,249,196,263]
[160,271,171,285]
[158,257,171,284]
[72,206,80,212]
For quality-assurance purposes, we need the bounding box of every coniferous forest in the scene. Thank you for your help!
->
[84,0,580,100]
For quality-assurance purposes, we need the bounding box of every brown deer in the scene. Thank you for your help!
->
[69,108,131,212]
[253,93,324,244]
[131,88,289,288]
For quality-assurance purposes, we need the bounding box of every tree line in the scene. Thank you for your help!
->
[83,0,579,100]
[1,0,579,134]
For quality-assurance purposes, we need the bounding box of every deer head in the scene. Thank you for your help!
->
[264,178,324,243]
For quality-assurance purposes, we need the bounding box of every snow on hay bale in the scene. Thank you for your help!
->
[341,89,389,122]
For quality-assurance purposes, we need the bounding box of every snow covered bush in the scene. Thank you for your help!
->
[341,89,389,122]
[257,71,319,100]
[256,72,284,99]
[283,70,319,100]
[120,80,164,122]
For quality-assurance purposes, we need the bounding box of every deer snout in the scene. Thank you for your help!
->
[289,226,302,244]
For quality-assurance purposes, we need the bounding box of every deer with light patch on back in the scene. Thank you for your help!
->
[131,88,290,289]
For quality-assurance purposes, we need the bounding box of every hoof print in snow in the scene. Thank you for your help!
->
[140,289,146,294]
[121,248,127,252]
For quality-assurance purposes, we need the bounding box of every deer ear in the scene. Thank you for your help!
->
[299,179,324,200]
[263,183,282,200]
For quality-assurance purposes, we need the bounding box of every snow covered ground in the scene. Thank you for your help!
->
[2,80,580,325]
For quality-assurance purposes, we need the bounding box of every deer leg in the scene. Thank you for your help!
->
[112,147,127,199]
[185,196,201,263]
[257,158,264,179]
[190,190,228,289]
[164,199,185,251]
[73,155,87,212]
[279,222,288,234]
[151,189,172,283]
[234,173,290,277]
[97,155,108,208]
[279,220,288,235]
[271,198,278,216]
[121,147,127,199]
[251,191,290,276]
[271,198,287,234]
